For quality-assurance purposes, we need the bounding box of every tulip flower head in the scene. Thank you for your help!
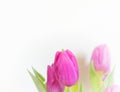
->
[105,85,120,92]
[46,65,64,92]
[54,49,79,86]
[91,44,111,74]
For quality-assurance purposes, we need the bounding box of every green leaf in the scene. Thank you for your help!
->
[79,83,84,92]
[64,87,69,92]
[90,61,104,92]
[71,82,79,92]
[64,82,79,92]
[104,68,114,88]
[28,70,47,92]
[32,67,45,82]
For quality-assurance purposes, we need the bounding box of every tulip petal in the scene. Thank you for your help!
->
[47,65,64,92]
[66,49,79,77]
[55,52,78,86]
[105,85,120,92]
[91,44,110,73]
[54,51,61,64]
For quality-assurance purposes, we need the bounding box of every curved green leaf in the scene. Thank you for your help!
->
[28,70,47,92]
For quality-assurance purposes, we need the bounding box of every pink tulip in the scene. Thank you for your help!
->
[91,44,110,73]
[105,85,120,92]
[54,49,79,86]
[46,65,64,92]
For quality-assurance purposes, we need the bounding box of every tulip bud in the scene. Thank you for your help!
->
[91,44,110,74]
[105,85,120,92]
[46,65,64,92]
[54,49,79,86]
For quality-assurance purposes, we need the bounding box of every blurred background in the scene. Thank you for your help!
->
[0,0,120,92]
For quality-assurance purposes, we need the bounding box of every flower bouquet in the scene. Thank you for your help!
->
[28,44,119,92]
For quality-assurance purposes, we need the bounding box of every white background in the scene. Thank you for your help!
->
[0,0,120,92]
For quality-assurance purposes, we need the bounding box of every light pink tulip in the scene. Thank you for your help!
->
[46,65,64,92]
[105,85,120,92]
[91,44,110,73]
[54,49,79,86]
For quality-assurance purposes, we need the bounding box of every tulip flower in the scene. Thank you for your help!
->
[54,49,79,86]
[91,44,110,74]
[46,65,64,92]
[105,85,120,92]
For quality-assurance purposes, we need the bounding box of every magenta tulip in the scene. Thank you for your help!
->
[54,49,79,86]
[91,44,110,73]
[105,85,120,92]
[46,65,64,92]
